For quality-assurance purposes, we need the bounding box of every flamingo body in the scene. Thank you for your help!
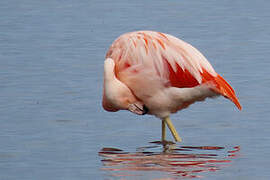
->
[102,31,241,141]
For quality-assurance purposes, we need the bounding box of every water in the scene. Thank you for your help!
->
[0,0,269,179]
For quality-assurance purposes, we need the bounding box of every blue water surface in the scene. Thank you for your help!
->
[0,0,270,179]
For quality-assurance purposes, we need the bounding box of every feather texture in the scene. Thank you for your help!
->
[104,31,241,118]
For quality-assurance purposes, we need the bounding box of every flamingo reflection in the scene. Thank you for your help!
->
[99,142,240,179]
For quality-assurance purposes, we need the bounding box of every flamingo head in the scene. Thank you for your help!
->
[102,58,148,115]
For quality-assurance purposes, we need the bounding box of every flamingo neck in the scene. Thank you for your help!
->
[104,58,116,81]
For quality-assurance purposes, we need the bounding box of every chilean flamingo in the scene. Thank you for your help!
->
[102,31,241,142]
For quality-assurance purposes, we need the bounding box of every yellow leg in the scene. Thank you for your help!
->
[163,116,182,142]
[162,120,166,142]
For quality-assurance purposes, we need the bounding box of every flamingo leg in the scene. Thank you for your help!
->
[163,116,182,142]
[162,120,166,142]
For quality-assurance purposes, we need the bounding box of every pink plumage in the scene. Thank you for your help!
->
[102,31,241,142]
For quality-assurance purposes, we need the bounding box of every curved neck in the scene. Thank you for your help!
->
[104,58,116,81]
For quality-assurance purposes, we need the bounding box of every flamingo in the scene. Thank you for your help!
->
[102,31,241,142]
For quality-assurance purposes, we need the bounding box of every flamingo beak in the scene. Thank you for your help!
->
[128,103,148,115]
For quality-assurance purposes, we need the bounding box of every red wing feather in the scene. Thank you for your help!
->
[166,60,242,110]
[212,75,242,110]
[201,69,242,110]
[165,59,200,88]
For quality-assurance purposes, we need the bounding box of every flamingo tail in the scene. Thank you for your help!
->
[213,75,242,110]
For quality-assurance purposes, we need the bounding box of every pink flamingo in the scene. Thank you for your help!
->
[102,31,241,142]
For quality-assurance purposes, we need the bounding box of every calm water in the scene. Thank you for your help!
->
[0,0,270,179]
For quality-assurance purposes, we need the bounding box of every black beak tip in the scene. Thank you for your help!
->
[142,105,149,115]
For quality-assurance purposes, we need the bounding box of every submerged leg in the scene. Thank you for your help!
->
[162,120,166,142]
[163,116,182,142]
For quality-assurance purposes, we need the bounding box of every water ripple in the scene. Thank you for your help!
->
[99,142,240,179]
